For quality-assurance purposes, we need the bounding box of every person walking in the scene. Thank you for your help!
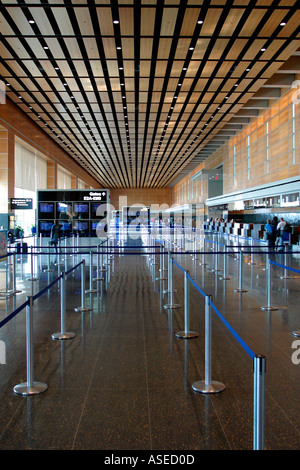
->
[276,217,286,251]
[50,220,62,255]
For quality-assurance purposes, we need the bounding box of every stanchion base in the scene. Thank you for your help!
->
[234,288,248,292]
[292,331,300,337]
[163,304,181,310]
[261,306,279,311]
[52,332,75,340]
[13,381,48,396]
[74,306,93,312]
[175,330,198,339]
[192,380,225,394]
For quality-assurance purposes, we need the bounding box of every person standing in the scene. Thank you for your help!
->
[264,218,275,250]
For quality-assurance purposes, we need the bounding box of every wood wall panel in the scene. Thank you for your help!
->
[172,88,300,206]
[0,98,99,189]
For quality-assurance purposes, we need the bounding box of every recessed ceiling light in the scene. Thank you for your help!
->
[44,46,49,50]
[197,20,203,24]
[29,19,35,24]
[113,20,119,24]
[189,47,194,50]
[280,22,286,26]
[261,48,266,51]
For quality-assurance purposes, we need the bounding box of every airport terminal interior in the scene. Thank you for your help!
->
[0,0,299,452]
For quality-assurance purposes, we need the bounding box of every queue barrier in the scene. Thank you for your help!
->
[2,238,299,448]
[160,250,265,451]
[261,259,300,312]
[0,259,83,396]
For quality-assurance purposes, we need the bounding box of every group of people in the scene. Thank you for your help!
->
[264,216,292,251]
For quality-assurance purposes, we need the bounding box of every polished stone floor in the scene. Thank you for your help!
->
[0,231,299,451]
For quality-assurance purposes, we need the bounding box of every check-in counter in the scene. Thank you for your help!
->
[241,223,253,238]
[233,223,242,236]
[225,223,233,234]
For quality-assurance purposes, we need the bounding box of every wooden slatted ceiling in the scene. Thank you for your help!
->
[0,1,299,189]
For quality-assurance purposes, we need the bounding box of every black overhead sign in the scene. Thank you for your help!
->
[11,198,33,210]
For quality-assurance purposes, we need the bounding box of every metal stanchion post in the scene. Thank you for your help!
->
[234,250,247,292]
[85,250,98,293]
[64,236,67,261]
[13,296,48,396]
[52,272,75,340]
[75,260,93,312]
[106,238,109,266]
[56,239,63,266]
[261,259,278,311]
[156,245,167,281]
[164,254,181,310]
[45,242,54,272]
[28,246,38,281]
[12,252,22,294]
[220,245,230,280]
[200,239,207,266]
[100,242,107,273]
[253,355,266,450]
[248,238,256,265]
[192,295,225,394]
[280,244,292,279]
[95,244,105,280]
[213,244,221,272]
[175,270,198,339]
